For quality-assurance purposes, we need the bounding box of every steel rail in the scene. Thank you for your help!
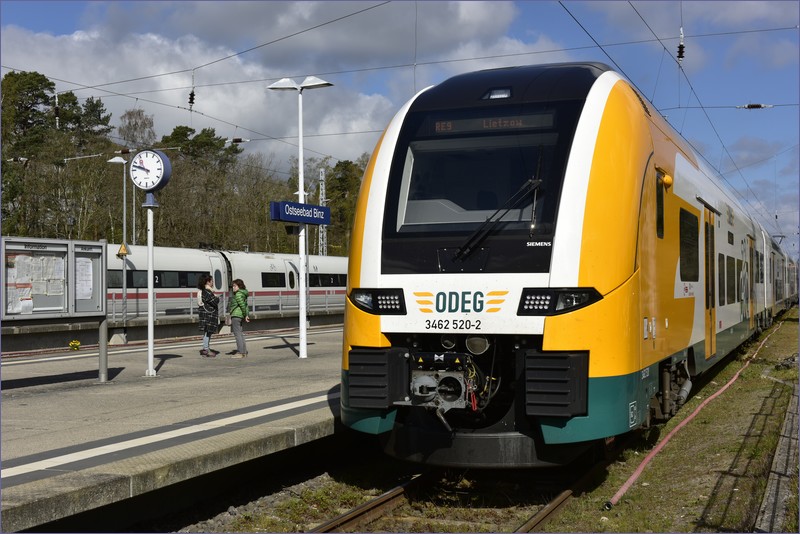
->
[310,473,426,532]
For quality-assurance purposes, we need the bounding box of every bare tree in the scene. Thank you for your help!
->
[117,109,156,149]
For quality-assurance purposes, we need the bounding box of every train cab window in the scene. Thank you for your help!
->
[718,254,726,306]
[726,256,736,304]
[679,209,699,281]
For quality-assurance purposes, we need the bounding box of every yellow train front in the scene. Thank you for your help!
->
[341,62,769,468]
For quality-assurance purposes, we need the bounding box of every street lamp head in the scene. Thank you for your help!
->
[107,156,126,164]
[300,76,333,90]
[267,76,334,92]
[268,78,300,91]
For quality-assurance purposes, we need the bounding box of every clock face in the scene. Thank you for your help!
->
[130,150,172,191]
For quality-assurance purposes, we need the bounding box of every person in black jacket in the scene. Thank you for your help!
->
[196,274,220,357]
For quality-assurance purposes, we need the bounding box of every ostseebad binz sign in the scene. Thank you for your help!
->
[269,201,331,225]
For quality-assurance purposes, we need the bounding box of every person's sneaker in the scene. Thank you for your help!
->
[231,353,245,359]
[200,349,214,358]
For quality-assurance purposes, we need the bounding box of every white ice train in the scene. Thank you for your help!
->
[105,244,347,320]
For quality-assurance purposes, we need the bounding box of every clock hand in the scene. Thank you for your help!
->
[132,164,150,173]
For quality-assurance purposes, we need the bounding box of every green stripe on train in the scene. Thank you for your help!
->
[539,367,658,443]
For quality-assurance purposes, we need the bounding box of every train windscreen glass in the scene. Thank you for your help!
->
[385,104,578,238]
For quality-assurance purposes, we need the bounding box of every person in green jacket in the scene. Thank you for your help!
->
[227,279,250,358]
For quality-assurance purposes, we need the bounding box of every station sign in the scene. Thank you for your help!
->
[269,201,330,225]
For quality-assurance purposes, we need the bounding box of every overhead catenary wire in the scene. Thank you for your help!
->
[620,1,787,237]
[1,7,795,235]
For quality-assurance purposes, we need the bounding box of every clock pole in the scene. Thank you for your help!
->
[144,192,159,377]
[130,149,171,378]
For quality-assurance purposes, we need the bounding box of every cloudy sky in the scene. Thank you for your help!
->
[2,1,798,255]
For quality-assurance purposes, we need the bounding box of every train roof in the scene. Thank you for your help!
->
[412,62,612,111]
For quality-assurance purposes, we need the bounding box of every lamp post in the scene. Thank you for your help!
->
[107,156,129,343]
[268,76,333,359]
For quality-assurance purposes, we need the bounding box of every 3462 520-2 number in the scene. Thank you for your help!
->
[424,319,481,330]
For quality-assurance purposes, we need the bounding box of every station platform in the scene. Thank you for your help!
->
[0,326,345,532]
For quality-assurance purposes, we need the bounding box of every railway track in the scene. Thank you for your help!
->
[309,438,627,533]
[310,473,429,532]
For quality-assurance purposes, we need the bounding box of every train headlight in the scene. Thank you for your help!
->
[517,288,602,316]
[440,334,457,350]
[349,288,407,315]
[465,335,490,355]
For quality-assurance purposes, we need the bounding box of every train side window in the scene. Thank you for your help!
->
[718,254,726,306]
[289,271,296,289]
[161,271,179,288]
[736,259,743,301]
[261,273,287,288]
[131,270,148,289]
[655,171,664,239]
[188,272,208,288]
[214,270,222,290]
[679,209,699,281]
[108,270,123,289]
[726,256,736,304]
[309,273,342,287]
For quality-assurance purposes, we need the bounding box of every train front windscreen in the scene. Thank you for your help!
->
[381,102,583,274]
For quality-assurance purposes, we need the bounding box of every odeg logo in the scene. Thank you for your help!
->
[414,290,509,314]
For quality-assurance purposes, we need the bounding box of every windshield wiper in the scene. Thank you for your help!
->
[452,177,542,262]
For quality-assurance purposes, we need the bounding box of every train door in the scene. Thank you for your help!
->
[703,208,717,359]
[284,260,298,310]
[209,255,225,291]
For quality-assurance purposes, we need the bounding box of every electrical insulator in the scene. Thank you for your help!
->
[677,43,685,60]
[188,89,195,109]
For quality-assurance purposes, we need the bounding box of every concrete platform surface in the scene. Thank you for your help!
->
[1,326,344,532]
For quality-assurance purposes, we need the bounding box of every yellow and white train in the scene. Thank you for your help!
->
[340,62,797,468]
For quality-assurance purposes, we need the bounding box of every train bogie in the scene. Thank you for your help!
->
[341,62,796,468]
